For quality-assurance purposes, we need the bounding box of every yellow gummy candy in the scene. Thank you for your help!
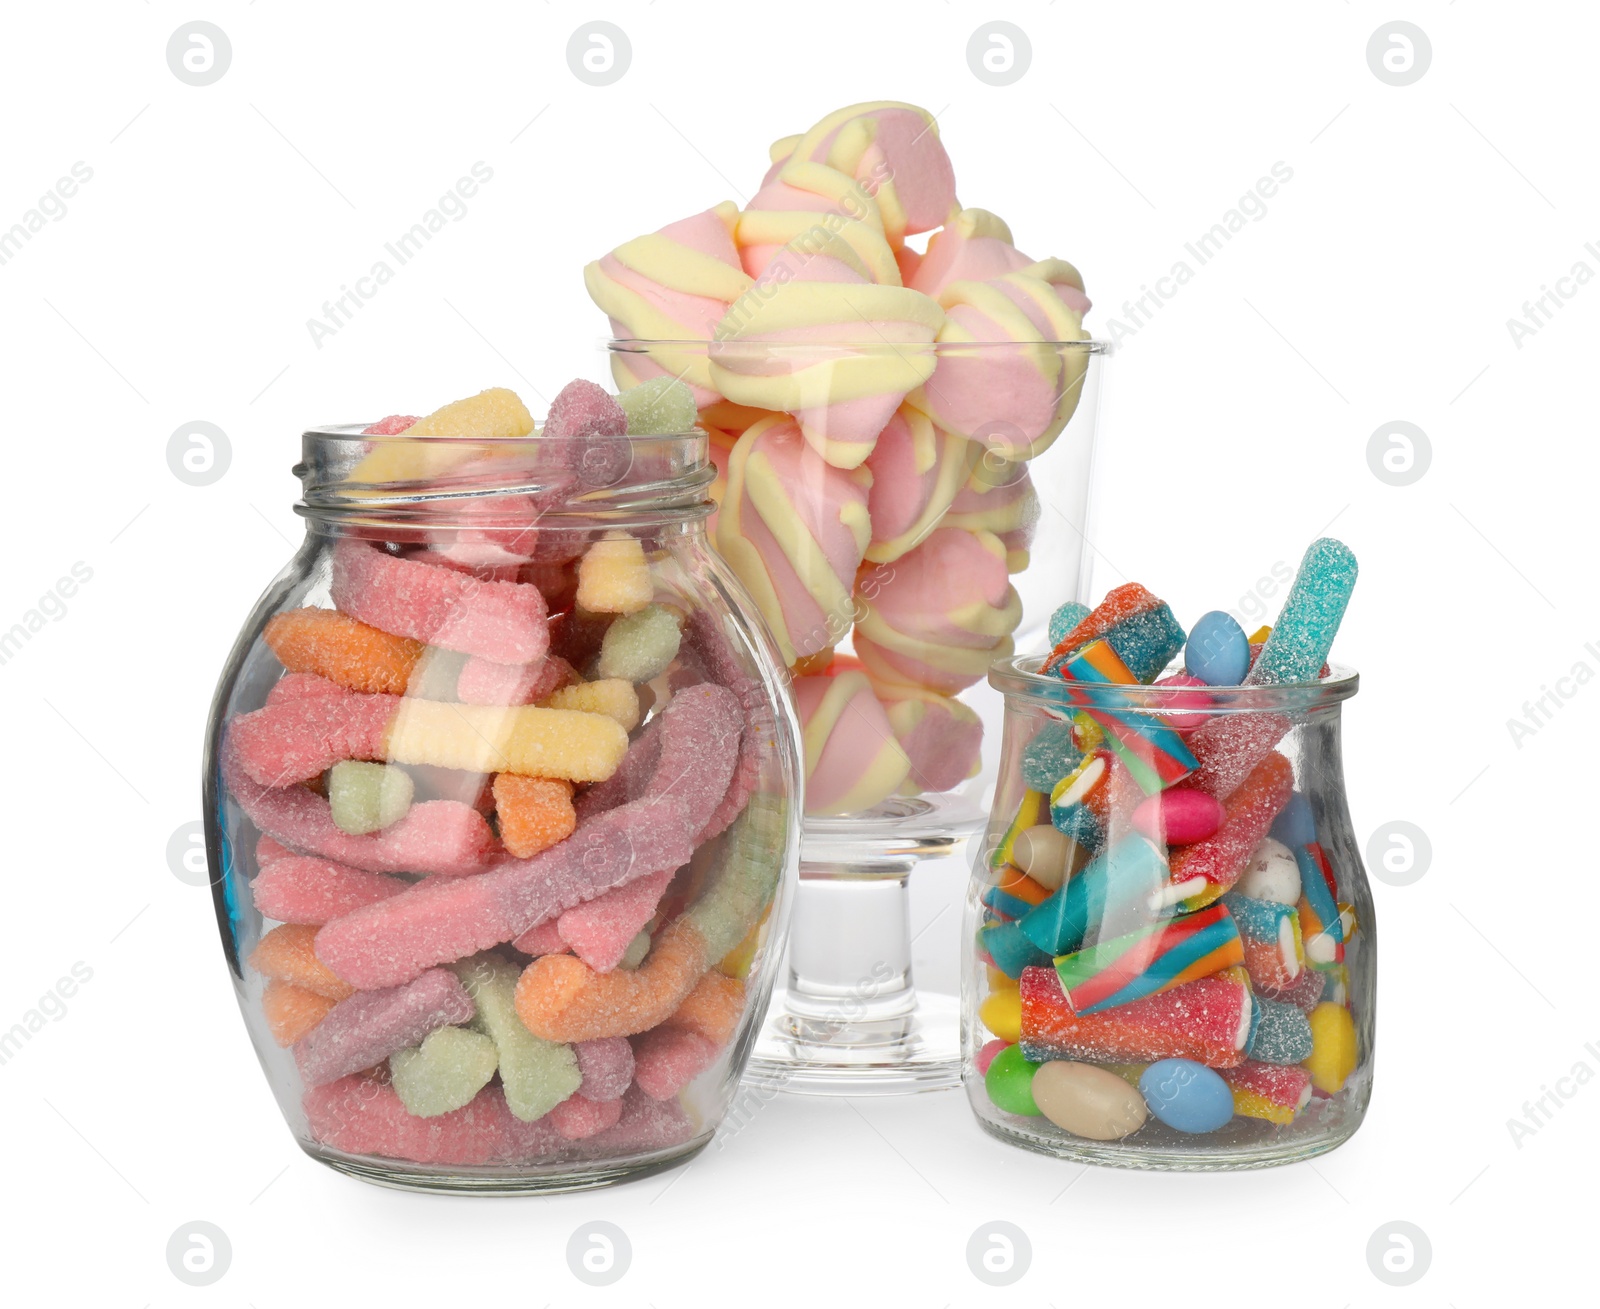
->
[576,535,653,614]
[541,679,641,732]
[383,700,628,781]
[985,965,1018,993]
[979,989,1022,1043]
[1248,625,1272,645]
[1304,1001,1358,1094]
[352,387,535,485]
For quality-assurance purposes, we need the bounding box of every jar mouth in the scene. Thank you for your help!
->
[988,653,1359,713]
[294,425,714,528]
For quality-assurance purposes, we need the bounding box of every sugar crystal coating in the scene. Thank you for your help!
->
[618,377,698,435]
[390,1026,499,1118]
[597,604,683,683]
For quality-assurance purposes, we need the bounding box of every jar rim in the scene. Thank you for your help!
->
[293,425,713,527]
[988,652,1359,712]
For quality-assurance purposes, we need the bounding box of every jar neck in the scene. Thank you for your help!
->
[293,427,714,532]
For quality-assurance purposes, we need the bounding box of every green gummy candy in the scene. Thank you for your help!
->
[453,953,580,1122]
[985,1043,1042,1116]
[390,1026,498,1118]
[597,604,683,683]
[328,760,414,835]
[618,930,652,970]
[686,794,787,962]
[618,377,698,436]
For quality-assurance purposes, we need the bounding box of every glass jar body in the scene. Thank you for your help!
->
[203,429,800,1193]
[963,661,1374,1169]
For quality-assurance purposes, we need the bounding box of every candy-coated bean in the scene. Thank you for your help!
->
[1138,1058,1234,1133]
[1030,1060,1149,1140]
[979,989,1022,1043]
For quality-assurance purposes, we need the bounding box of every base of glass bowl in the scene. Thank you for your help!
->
[303,1135,711,1196]
[744,794,983,1097]
[967,1069,1372,1171]
[746,986,961,1095]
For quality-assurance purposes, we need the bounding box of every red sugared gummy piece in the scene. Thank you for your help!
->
[331,538,550,665]
[362,415,420,436]
[543,379,627,440]
[574,1037,635,1102]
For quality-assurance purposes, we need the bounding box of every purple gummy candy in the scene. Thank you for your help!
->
[293,967,475,1087]
[574,1037,636,1102]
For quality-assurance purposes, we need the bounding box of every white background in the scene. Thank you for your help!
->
[1,1,1593,1303]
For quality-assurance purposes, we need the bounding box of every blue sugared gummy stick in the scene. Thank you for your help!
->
[1245,538,1358,685]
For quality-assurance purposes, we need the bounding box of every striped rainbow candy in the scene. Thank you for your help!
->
[1294,841,1344,962]
[1056,639,1196,792]
[1052,902,1243,1015]
[991,788,1046,870]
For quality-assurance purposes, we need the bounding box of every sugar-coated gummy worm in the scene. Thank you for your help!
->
[263,607,425,696]
[250,923,355,1000]
[331,538,550,665]
[313,795,694,990]
[557,866,675,972]
[548,1094,625,1141]
[513,796,785,1041]
[261,979,337,1046]
[572,1038,635,1102]
[222,737,498,877]
[250,854,408,925]
[1019,966,1252,1068]
[631,1027,719,1100]
[541,679,641,731]
[1163,752,1295,911]
[293,966,476,1087]
[491,774,576,859]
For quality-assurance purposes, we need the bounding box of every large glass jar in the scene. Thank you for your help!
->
[964,656,1373,1168]
[203,422,800,1193]
[607,338,1105,1094]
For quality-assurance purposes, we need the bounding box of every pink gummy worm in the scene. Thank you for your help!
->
[511,918,567,956]
[548,1094,625,1141]
[557,866,675,972]
[313,794,693,990]
[682,609,769,840]
[631,1026,719,1101]
[572,679,744,842]
[1186,712,1292,799]
[456,654,572,706]
[294,966,475,1087]
[231,684,396,787]
[330,538,550,665]
[222,737,498,877]
[251,855,409,925]
[301,1077,691,1166]
[302,1076,567,1165]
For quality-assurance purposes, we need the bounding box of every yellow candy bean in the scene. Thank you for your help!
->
[1304,1001,1358,1094]
[979,989,1022,1043]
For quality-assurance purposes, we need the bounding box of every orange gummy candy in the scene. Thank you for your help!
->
[665,971,744,1047]
[249,923,355,1000]
[514,917,708,1042]
[263,607,424,696]
[261,978,337,1046]
[492,774,577,859]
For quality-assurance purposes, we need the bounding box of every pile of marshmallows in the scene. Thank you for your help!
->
[586,101,1092,815]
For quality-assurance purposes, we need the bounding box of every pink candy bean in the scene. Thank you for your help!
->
[331,538,549,665]
[1131,788,1227,846]
[1151,672,1213,731]
[294,967,475,1086]
[313,795,693,990]
[251,855,409,924]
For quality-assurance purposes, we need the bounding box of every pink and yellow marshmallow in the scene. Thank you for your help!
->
[853,526,1022,695]
[793,665,911,815]
[714,414,872,665]
[585,203,754,406]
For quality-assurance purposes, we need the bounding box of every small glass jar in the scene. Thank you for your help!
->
[964,656,1374,1169]
[203,422,800,1193]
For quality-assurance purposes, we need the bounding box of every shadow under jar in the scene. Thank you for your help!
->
[203,423,801,1194]
[607,337,1106,1095]
[964,656,1374,1169]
